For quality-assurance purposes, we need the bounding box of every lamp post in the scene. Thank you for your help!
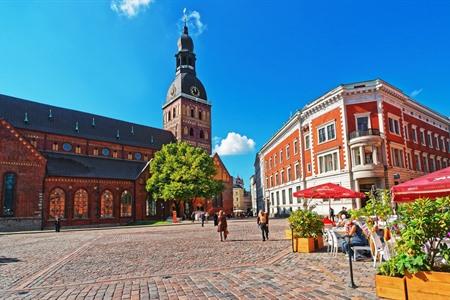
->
[345,235,357,288]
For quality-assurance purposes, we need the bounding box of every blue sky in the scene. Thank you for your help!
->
[1,1,450,189]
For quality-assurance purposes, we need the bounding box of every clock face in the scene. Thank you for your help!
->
[170,85,176,96]
[190,86,200,97]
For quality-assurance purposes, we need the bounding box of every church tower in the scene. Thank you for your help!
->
[163,22,211,154]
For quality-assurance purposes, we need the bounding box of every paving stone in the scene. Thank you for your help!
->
[0,219,376,299]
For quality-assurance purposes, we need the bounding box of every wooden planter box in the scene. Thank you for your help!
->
[315,236,324,249]
[293,237,315,253]
[375,275,407,300]
[406,271,450,299]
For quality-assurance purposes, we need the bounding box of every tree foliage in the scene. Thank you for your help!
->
[146,142,224,208]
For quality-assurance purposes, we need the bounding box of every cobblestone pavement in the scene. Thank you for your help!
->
[0,219,377,299]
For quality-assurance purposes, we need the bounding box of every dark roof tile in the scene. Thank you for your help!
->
[44,152,148,180]
[0,94,175,149]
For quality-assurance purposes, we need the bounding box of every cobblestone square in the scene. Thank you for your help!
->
[0,219,376,299]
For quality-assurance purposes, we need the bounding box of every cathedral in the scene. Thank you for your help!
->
[0,24,233,231]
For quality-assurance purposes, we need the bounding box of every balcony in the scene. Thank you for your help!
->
[349,128,380,139]
[349,128,382,146]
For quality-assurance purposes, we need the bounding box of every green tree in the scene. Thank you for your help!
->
[146,142,224,215]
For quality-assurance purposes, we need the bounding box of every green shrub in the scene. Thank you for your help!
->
[288,209,324,238]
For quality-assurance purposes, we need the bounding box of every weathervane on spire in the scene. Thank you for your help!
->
[182,8,188,34]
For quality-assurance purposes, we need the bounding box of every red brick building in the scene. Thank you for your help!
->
[258,79,450,216]
[0,24,232,231]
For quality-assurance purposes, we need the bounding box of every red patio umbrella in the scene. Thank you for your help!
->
[293,182,365,199]
[391,166,450,202]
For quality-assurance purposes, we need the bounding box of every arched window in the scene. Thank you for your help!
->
[168,111,171,121]
[198,111,202,120]
[120,190,132,217]
[100,190,113,218]
[73,189,88,219]
[173,107,176,118]
[49,188,65,219]
[190,108,195,118]
[189,128,194,137]
[2,172,16,216]
[199,130,205,139]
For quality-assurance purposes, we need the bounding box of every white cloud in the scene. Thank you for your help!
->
[111,0,154,18]
[213,132,256,156]
[181,8,206,36]
[410,88,423,98]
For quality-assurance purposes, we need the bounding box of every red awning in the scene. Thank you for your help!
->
[293,182,365,199]
[391,166,450,202]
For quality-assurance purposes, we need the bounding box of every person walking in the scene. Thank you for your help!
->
[329,207,335,222]
[54,216,61,232]
[201,213,206,227]
[257,210,269,241]
[217,210,228,241]
[213,212,218,226]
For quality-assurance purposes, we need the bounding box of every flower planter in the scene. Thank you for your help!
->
[293,237,315,253]
[406,271,450,300]
[315,235,324,249]
[375,275,407,300]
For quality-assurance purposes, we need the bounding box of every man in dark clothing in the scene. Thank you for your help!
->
[257,210,269,241]
[329,207,335,221]
[201,213,206,227]
[213,213,218,226]
[54,217,61,232]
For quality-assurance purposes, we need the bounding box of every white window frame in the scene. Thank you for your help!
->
[387,114,401,136]
[270,175,273,187]
[293,139,298,155]
[286,145,290,159]
[275,173,278,186]
[422,154,429,172]
[280,170,285,184]
[304,134,311,150]
[441,137,446,152]
[307,163,311,173]
[317,150,340,174]
[354,112,371,132]
[406,151,412,170]
[287,166,291,182]
[274,154,277,166]
[294,162,300,179]
[414,152,421,172]
[269,158,272,170]
[390,145,404,168]
[434,134,439,150]
[427,131,433,149]
[317,121,336,144]
[412,125,418,143]
[420,129,426,146]
[279,150,283,163]
[403,123,409,141]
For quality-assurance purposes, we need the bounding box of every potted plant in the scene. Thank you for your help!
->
[395,197,450,300]
[375,256,408,300]
[288,209,324,253]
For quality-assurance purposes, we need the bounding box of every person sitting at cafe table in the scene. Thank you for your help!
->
[338,206,350,219]
[341,217,369,259]
[336,214,348,227]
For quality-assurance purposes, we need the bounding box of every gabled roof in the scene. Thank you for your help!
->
[44,152,148,180]
[0,94,175,149]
